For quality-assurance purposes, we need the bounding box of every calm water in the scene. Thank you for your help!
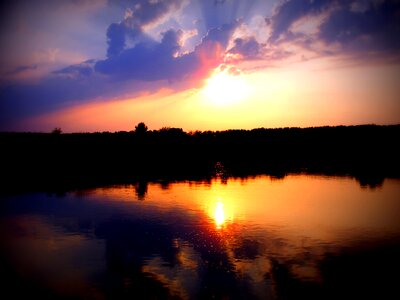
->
[1,175,400,299]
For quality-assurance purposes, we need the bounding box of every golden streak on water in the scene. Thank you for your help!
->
[214,202,225,229]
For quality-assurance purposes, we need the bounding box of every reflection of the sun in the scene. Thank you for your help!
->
[208,197,236,229]
[214,202,225,228]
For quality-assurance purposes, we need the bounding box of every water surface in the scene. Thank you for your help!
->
[1,175,400,299]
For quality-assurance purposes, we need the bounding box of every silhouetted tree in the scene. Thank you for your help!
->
[52,127,62,134]
[1,124,399,192]
[135,122,148,135]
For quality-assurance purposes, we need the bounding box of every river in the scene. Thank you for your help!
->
[1,174,399,299]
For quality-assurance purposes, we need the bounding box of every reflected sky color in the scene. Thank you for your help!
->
[1,175,400,299]
[104,175,400,242]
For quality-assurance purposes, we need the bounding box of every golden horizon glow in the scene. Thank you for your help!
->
[201,69,251,106]
[29,59,400,133]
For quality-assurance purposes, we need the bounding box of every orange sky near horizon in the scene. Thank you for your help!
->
[2,0,400,133]
[28,58,400,133]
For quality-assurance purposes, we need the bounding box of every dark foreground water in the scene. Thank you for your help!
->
[1,175,400,299]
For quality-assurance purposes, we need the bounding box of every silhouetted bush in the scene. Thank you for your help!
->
[0,124,399,192]
[51,127,62,134]
[135,122,148,136]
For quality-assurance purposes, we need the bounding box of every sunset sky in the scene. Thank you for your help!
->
[0,0,399,132]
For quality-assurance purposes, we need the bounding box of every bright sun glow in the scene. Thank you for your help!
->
[214,201,225,228]
[201,70,251,106]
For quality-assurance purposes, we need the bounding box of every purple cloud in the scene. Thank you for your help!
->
[319,0,400,54]
[53,60,96,78]
[6,65,38,76]
[228,37,262,60]
[268,0,332,43]
[106,0,184,57]
[96,20,239,81]
[268,0,400,58]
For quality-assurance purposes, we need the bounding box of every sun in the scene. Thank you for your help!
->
[201,69,251,106]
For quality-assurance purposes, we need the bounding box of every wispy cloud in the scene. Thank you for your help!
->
[6,64,38,76]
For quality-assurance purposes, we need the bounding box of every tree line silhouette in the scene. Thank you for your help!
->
[1,124,399,192]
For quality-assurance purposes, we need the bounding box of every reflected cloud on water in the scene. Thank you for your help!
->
[1,175,400,299]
